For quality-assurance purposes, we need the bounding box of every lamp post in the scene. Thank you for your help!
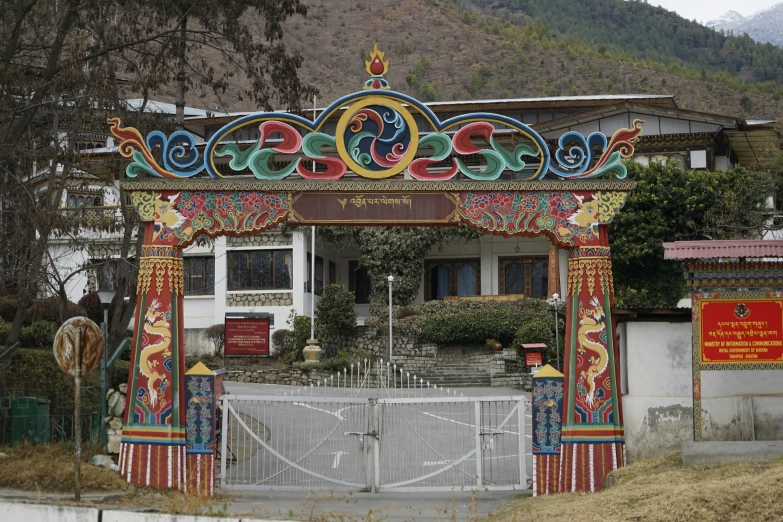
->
[97,284,115,447]
[552,293,560,371]
[388,275,394,362]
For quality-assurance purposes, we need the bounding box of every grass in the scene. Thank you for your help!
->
[0,442,129,493]
[490,452,783,522]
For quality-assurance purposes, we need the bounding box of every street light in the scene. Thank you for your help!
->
[552,293,560,371]
[97,284,115,448]
[388,275,394,362]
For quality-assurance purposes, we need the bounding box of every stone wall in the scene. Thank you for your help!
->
[227,229,291,247]
[105,384,127,454]
[226,291,293,307]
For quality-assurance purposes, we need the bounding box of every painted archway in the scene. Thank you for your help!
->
[112,45,638,494]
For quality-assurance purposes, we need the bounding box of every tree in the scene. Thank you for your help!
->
[610,160,771,308]
[0,0,314,349]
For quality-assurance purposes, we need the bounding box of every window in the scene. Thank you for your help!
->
[349,260,371,304]
[228,250,292,291]
[499,256,548,297]
[307,255,324,295]
[329,261,336,286]
[424,259,480,300]
[184,257,214,296]
[67,190,103,208]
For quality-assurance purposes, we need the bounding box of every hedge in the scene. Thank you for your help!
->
[0,348,129,409]
[370,298,559,347]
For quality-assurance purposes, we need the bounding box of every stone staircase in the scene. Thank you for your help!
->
[408,362,493,388]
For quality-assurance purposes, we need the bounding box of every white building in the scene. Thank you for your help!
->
[55,94,779,354]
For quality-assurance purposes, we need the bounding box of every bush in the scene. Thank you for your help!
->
[288,315,315,364]
[19,320,60,348]
[204,323,226,356]
[316,284,356,357]
[25,296,86,325]
[0,319,11,344]
[0,295,19,322]
[271,328,293,358]
[513,316,555,353]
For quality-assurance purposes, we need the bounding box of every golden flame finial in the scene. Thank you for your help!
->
[363,43,390,90]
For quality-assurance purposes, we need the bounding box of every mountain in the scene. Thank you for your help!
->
[707,3,783,47]
[153,0,783,121]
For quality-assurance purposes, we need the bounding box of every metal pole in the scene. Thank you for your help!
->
[100,306,108,447]
[388,276,393,362]
[554,298,560,371]
[311,226,316,340]
[310,94,317,341]
[74,327,82,502]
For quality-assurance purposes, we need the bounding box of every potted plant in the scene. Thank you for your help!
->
[485,339,502,351]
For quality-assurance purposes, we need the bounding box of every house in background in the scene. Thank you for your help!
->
[52,93,780,354]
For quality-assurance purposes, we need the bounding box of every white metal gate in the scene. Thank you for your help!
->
[220,394,527,492]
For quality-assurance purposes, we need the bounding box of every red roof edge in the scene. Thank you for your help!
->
[662,240,783,260]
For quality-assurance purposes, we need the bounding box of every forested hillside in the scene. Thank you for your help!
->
[157,0,782,119]
[465,0,783,84]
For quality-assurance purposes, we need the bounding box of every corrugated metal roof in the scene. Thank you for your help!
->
[663,240,783,259]
[744,119,777,126]
[422,94,674,107]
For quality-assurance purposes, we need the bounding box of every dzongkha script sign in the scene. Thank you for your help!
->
[699,298,783,364]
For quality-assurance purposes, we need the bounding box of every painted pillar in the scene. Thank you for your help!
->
[184,362,217,496]
[531,364,564,496]
[119,232,187,490]
[559,232,625,492]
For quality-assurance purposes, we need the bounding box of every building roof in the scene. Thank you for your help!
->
[122,99,226,118]
[663,240,783,260]
[183,94,678,126]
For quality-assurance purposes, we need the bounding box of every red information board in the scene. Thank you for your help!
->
[525,352,543,367]
[699,298,783,364]
[225,316,270,357]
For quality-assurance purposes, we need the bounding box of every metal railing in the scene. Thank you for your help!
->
[0,387,102,445]
[289,359,472,399]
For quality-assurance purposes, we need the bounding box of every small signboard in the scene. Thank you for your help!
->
[699,298,783,365]
[525,351,543,367]
[225,313,271,357]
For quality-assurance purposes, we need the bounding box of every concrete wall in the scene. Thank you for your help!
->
[0,502,283,522]
[618,320,783,462]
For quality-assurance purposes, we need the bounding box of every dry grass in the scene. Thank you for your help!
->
[0,443,129,493]
[490,452,783,522]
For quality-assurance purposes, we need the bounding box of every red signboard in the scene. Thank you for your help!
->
[225,317,270,357]
[525,352,543,367]
[699,298,783,364]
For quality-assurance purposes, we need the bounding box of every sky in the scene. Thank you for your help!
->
[645,0,780,23]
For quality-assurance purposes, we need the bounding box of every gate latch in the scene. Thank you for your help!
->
[345,431,378,449]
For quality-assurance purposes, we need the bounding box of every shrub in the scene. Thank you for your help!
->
[513,316,555,350]
[25,296,86,325]
[0,319,11,344]
[397,306,419,320]
[271,328,293,357]
[415,299,555,346]
[77,292,120,326]
[288,315,315,364]
[204,323,226,356]
[0,295,19,322]
[20,320,60,348]
[316,284,356,357]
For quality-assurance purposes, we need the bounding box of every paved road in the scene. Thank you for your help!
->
[221,381,533,495]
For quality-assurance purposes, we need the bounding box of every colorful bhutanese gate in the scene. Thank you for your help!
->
[113,46,637,494]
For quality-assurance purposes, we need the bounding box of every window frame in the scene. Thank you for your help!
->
[183,256,215,296]
[424,258,481,301]
[227,249,293,291]
[348,260,371,305]
[498,256,548,297]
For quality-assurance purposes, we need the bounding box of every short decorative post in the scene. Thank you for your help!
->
[531,364,564,496]
[185,362,217,496]
[118,241,187,490]
[559,238,625,493]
